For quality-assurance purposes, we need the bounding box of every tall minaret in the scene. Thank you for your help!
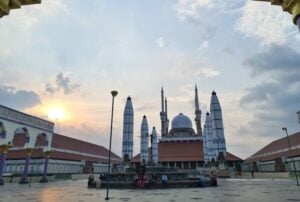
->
[160,87,168,136]
[210,91,226,160]
[194,85,202,136]
[165,97,169,134]
[122,96,134,161]
[203,112,214,164]
[140,115,149,164]
[151,127,158,164]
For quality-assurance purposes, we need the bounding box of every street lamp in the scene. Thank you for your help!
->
[282,127,299,186]
[105,90,118,201]
[297,111,300,123]
[254,0,300,31]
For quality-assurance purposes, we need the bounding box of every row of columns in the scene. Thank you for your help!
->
[0,145,51,185]
[163,161,199,170]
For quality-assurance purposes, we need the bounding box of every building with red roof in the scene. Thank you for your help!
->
[245,132,300,172]
[132,141,243,170]
[4,133,122,175]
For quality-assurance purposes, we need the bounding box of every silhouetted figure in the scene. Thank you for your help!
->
[251,170,255,178]
[210,172,217,186]
[88,175,96,187]
[161,174,168,186]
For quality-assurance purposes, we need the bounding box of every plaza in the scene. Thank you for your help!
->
[0,178,299,202]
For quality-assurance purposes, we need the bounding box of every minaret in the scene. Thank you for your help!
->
[203,112,214,164]
[160,87,168,136]
[140,115,149,164]
[122,96,134,161]
[194,85,202,136]
[210,91,226,161]
[165,97,169,134]
[151,127,158,164]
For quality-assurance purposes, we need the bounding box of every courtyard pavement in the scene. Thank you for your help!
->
[0,178,299,202]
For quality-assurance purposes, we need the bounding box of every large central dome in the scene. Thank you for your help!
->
[171,113,193,129]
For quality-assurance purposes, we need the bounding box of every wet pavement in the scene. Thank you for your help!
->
[0,179,299,202]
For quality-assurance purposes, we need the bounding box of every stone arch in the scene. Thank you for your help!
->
[12,127,30,147]
[0,121,6,139]
[35,133,49,147]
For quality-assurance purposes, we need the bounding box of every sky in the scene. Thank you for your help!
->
[0,0,299,159]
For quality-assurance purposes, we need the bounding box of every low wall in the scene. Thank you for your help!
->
[236,172,290,179]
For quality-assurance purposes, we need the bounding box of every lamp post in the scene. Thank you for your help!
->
[105,90,118,201]
[297,111,300,123]
[282,127,299,186]
[254,0,300,31]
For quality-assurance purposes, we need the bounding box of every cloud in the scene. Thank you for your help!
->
[196,67,220,78]
[173,0,211,20]
[243,45,300,80]
[156,37,165,48]
[236,1,295,46]
[197,40,209,52]
[46,73,80,95]
[0,85,41,110]
[240,45,300,140]
[174,0,244,20]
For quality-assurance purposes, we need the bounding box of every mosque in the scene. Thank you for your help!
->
[0,86,242,185]
[124,86,242,170]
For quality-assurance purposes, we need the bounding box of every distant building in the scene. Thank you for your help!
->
[245,132,300,173]
[132,141,242,170]
[5,133,122,175]
[0,105,122,185]
[131,87,243,170]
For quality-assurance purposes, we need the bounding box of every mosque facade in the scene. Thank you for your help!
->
[126,86,242,169]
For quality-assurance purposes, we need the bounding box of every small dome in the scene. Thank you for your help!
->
[171,113,193,129]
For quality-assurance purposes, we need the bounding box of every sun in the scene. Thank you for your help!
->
[47,107,66,121]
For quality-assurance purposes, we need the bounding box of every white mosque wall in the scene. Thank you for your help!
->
[0,105,54,152]
[4,159,84,174]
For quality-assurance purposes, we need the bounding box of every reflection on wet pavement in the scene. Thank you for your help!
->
[0,179,299,202]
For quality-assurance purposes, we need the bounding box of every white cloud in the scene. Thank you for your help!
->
[197,40,209,52]
[174,0,211,20]
[156,37,165,48]
[173,0,244,20]
[236,1,295,46]
[196,67,220,78]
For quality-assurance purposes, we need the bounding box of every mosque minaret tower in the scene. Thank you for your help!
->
[151,127,158,164]
[140,115,149,164]
[194,85,202,136]
[160,87,169,137]
[210,91,227,160]
[122,96,134,161]
[203,112,214,164]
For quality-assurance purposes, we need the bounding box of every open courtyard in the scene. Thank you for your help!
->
[0,178,299,202]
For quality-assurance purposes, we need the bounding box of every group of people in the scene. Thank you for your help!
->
[133,173,168,188]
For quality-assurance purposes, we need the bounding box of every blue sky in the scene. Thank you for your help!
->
[0,0,299,158]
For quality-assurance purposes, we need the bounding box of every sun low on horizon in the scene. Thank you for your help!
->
[46,106,68,122]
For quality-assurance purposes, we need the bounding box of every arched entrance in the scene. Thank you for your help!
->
[0,105,54,185]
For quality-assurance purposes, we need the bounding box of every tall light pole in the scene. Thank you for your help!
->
[105,90,118,201]
[282,127,299,186]
[254,0,300,31]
